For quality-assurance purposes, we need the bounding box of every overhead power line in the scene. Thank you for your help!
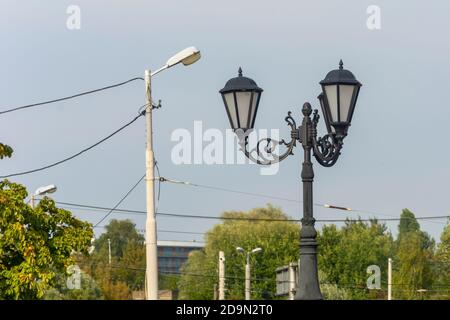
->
[158,177,304,204]
[93,174,146,227]
[54,200,450,224]
[0,109,145,179]
[0,77,144,116]
[157,177,447,225]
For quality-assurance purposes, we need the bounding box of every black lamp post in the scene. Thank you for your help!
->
[219,60,362,300]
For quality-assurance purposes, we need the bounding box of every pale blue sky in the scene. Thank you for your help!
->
[1,0,449,242]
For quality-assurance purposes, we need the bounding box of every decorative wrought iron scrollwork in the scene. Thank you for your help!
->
[311,109,342,167]
[237,107,344,167]
[237,111,298,165]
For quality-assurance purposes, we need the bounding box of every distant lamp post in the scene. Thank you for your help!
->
[220,61,362,300]
[31,184,57,208]
[236,246,263,300]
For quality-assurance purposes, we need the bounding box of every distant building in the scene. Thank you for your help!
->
[157,240,204,274]
[275,262,299,300]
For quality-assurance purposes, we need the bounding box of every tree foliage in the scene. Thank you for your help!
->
[393,209,435,299]
[433,221,450,294]
[179,205,300,300]
[81,219,145,299]
[44,268,104,300]
[0,180,93,299]
[318,219,394,299]
[0,143,13,159]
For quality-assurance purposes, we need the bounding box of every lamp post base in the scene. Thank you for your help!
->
[294,233,323,300]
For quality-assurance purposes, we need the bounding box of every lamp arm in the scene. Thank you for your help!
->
[237,111,298,165]
[310,109,342,167]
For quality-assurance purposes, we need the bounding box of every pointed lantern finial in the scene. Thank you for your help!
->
[339,59,344,70]
[238,67,243,77]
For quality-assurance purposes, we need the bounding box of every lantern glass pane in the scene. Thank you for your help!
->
[339,85,355,122]
[319,97,335,134]
[224,92,238,129]
[249,92,260,128]
[324,85,338,123]
[236,91,252,129]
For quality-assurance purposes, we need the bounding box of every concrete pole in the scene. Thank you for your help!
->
[218,251,225,300]
[30,195,35,209]
[145,69,158,300]
[108,238,112,265]
[388,258,392,300]
[288,263,296,300]
[245,253,251,300]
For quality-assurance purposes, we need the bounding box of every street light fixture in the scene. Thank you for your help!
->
[319,60,362,137]
[30,184,57,208]
[220,61,362,300]
[236,246,263,300]
[144,46,201,300]
[151,46,201,76]
[219,67,263,131]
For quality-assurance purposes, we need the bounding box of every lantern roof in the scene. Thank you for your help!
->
[220,67,263,94]
[320,60,362,86]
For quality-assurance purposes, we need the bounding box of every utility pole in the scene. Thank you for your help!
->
[236,247,261,300]
[288,262,297,300]
[245,253,251,300]
[30,195,35,209]
[218,251,225,300]
[388,258,392,300]
[108,238,112,265]
[145,69,158,300]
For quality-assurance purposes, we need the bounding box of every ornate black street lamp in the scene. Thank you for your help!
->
[219,60,362,300]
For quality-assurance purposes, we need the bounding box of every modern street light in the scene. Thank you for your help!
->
[30,184,57,208]
[220,60,362,300]
[144,46,201,300]
[236,246,263,300]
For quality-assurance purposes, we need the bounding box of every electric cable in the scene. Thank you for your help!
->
[0,109,146,178]
[93,173,146,227]
[0,77,144,115]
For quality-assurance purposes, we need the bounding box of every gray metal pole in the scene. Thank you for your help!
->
[295,103,323,300]
[145,69,158,300]
[219,251,225,300]
[245,253,251,300]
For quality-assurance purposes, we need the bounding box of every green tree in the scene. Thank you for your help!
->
[433,221,450,298]
[179,205,300,300]
[318,219,394,299]
[0,143,13,159]
[397,209,434,249]
[319,270,350,300]
[115,241,145,291]
[44,268,104,300]
[394,209,435,299]
[81,219,145,299]
[0,180,93,299]
[95,219,144,259]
